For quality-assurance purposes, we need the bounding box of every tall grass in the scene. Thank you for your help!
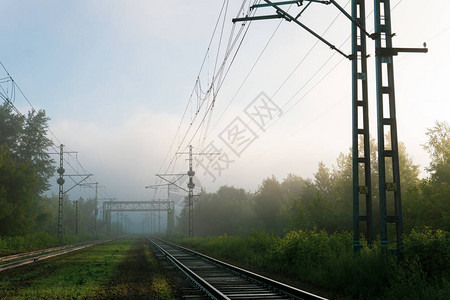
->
[172,227,450,299]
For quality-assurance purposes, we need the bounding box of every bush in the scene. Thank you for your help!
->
[172,228,450,299]
[402,227,450,277]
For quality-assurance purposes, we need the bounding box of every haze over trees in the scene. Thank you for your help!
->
[1,99,448,241]
[177,120,450,237]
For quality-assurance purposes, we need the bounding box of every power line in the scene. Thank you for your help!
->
[159,1,256,178]
[157,0,236,176]
[0,60,110,198]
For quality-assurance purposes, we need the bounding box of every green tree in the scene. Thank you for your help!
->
[254,176,284,233]
[18,109,55,193]
[0,103,54,194]
[404,121,450,231]
[0,103,55,236]
[330,152,353,231]
[193,186,254,236]
[423,120,450,183]
[281,174,309,230]
[281,173,308,199]
[33,195,58,234]
[0,147,38,235]
[314,161,333,195]
[0,104,23,153]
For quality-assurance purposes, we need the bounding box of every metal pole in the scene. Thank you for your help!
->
[94,183,98,237]
[187,145,195,238]
[57,144,65,240]
[374,0,403,253]
[352,0,373,252]
[75,200,78,235]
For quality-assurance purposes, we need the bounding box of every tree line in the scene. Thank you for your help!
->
[1,100,448,238]
[0,103,100,236]
[176,121,450,237]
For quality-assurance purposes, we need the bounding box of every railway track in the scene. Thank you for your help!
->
[148,237,327,300]
[0,237,117,273]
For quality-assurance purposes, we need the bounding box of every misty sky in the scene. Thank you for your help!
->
[1,0,449,210]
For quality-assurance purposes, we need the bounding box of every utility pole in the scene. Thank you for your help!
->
[94,183,98,237]
[233,0,427,253]
[187,145,195,238]
[75,199,79,235]
[50,144,91,241]
[175,145,219,238]
[352,0,373,252]
[56,144,65,240]
[372,0,426,253]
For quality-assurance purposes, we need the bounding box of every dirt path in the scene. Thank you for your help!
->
[96,237,173,299]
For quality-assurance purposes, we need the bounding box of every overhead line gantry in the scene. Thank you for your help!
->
[233,0,427,253]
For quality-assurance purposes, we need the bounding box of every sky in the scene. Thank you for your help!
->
[1,0,449,217]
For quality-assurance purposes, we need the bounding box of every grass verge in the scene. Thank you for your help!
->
[171,228,450,300]
[0,236,175,299]
[0,232,107,256]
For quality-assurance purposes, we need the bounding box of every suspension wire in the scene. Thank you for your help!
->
[196,0,231,151]
[243,0,407,138]
[0,60,109,198]
[204,0,345,141]
[183,7,255,155]
[157,0,232,176]
[207,3,299,137]
[160,1,254,177]
[152,0,409,188]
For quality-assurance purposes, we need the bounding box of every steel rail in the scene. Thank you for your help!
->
[0,237,119,273]
[148,237,229,300]
[0,241,89,263]
[150,237,328,300]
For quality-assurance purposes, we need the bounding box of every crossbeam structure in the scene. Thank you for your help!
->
[103,201,174,233]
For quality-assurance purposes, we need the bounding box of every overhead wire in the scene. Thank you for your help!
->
[0,60,109,199]
[207,3,301,137]
[184,3,257,152]
[157,0,232,178]
[161,0,255,178]
[240,0,407,142]
[167,0,352,173]
[157,0,412,191]
[196,0,231,152]
[204,0,348,141]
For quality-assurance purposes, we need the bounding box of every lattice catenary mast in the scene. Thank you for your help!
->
[233,0,427,253]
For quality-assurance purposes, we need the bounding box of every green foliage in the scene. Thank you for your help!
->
[0,147,38,235]
[0,103,58,237]
[423,120,450,183]
[0,103,54,194]
[177,121,448,237]
[18,109,55,193]
[254,176,284,232]
[0,103,23,153]
[402,227,450,277]
[190,186,255,236]
[174,228,449,299]
[0,238,132,298]
[403,121,450,232]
